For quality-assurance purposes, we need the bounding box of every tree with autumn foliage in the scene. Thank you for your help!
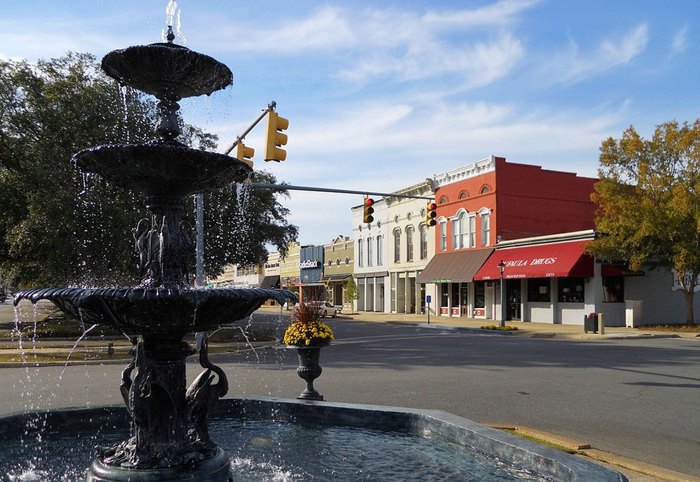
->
[588,120,700,324]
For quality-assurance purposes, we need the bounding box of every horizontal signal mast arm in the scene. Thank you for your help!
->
[246,182,434,200]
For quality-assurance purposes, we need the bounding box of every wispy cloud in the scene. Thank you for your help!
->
[424,0,542,28]
[671,24,689,54]
[537,23,649,86]
[203,4,531,88]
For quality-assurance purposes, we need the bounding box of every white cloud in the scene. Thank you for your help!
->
[424,0,542,28]
[537,23,648,86]
[671,25,689,54]
[339,31,523,87]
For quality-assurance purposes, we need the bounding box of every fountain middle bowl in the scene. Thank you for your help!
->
[72,141,252,197]
[15,287,296,337]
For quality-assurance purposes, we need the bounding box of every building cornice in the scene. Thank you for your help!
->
[433,156,496,188]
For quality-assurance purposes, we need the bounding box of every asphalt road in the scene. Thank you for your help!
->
[1,311,699,478]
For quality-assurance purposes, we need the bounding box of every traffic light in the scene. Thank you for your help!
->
[235,140,255,168]
[264,111,289,162]
[363,197,375,223]
[426,201,437,226]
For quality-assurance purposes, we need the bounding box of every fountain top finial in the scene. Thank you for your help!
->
[166,25,176,43]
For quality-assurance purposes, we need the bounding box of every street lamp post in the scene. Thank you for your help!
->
[497,260,506,328]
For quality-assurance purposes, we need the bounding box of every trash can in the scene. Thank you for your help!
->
[584,313,597,333]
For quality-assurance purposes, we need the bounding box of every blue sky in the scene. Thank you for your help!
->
[1,0,698,245]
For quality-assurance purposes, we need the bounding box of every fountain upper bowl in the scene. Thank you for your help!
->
[101,43,233,100]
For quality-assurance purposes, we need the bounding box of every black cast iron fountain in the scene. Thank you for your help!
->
[14,24,295,482]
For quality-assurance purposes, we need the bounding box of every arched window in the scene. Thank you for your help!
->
[406,226,415,262]
[452,211,467,249]
[458,191,468,200]
[480,185,491,194]
[439,196,448,204]
[376,235,383,266]
[393,229,401,263]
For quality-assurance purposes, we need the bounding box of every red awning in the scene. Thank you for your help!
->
[474,241,593,280]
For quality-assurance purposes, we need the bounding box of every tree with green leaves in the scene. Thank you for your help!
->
[588,120,700,324]
[343,277,359,313]
[0,53,297,289]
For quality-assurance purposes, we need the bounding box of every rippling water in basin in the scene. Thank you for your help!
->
[1,416,550,481]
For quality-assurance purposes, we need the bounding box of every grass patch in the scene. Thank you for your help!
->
[480,325,519,331]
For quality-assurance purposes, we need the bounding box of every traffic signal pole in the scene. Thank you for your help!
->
[222,101,277,155]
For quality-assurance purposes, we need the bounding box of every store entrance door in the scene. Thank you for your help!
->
[506,279,521,321]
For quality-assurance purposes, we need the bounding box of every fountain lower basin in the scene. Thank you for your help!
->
[0,397,626,481]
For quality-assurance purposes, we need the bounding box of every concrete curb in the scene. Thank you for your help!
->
[488,424,700,482]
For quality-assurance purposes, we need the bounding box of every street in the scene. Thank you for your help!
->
[1,311,699,478]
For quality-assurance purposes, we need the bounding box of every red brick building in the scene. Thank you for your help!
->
[418,156,597,319]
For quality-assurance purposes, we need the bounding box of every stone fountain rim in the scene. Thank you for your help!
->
[0,397,627,482]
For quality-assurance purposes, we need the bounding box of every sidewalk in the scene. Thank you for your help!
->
[326,309,700,340]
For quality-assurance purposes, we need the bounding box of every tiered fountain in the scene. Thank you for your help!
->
[15,25,295,482]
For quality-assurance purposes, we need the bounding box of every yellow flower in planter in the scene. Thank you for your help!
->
[283,301,335,347]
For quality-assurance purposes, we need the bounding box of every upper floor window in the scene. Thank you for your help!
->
[419,225,428,259]
[439,220,447,251]
[406,226,415,262]
[452,211,467,249]
[439,196,448,204]
[480,185,490,194]
[458,191,468,200]
[376,235,383,266]
[481,212,490,246]
[367,237,373,267]
[393,229,401,262]
[468,214,476,247]
[357,239,364,267]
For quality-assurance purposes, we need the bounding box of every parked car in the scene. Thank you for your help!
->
[311,301,339,318]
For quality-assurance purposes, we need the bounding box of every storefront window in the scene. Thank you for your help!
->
[440,283,449,307]
[474,282,485,308]
[451,283,460,308]
[602,276,624,302]
[527,278,550,302]
[558,277,585,302]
